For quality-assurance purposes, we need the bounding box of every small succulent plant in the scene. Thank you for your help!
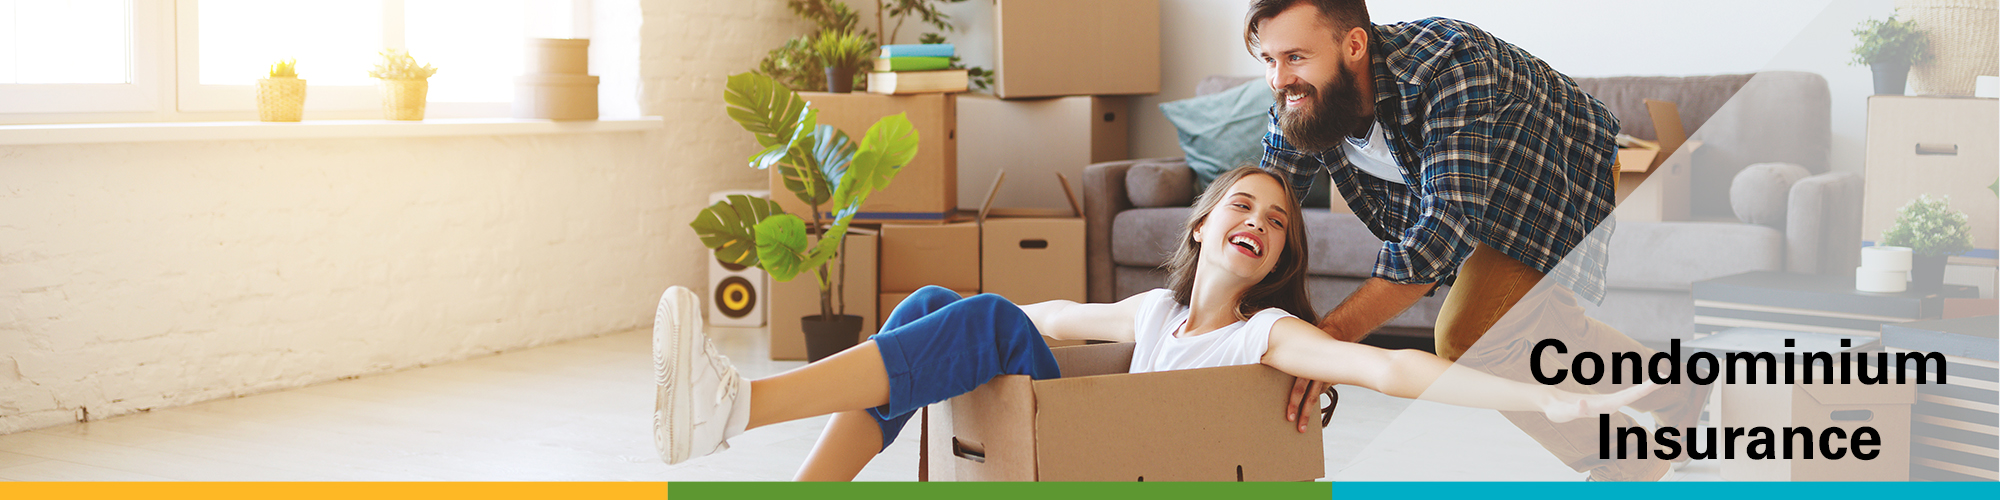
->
[367,49,438,80]
[269,59,298,78]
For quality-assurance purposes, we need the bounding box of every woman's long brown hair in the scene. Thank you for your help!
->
[1163,166,1317,321]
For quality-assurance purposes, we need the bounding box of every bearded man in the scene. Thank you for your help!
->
[1247,0,1707,481]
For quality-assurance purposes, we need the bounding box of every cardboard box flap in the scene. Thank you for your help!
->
[1029,364,1325,482]
[1615,99,1691,173]
[1796,380,1916,406]
[950,374,1039,481]
[976,170,1085,222]
[1050,342,1134,378]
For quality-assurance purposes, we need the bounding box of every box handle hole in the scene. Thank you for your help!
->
[1019,239,1049,249]
[1830,409,1873,422]
[1103,112,1116,122]
[950,437,986,463]
[1915,143,1957,156]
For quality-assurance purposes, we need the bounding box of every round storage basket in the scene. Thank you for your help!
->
[1897,0,1999,96]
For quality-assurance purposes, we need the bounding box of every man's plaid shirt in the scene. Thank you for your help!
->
[1260,17,1622,303]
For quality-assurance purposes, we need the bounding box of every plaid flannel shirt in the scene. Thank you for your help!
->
[1260,17,1621,303]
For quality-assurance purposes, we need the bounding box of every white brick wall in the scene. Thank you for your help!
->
[0,0,805,434]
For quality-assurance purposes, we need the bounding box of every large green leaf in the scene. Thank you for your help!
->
[753,108,818,172]
[777,123,852,209]
[828,113,919,222]
[687,195,785,268]
[724,73,809,148]
[753,214,813,282]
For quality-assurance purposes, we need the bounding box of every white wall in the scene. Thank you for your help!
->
[0,0,806,435]
[922,0,1890,175]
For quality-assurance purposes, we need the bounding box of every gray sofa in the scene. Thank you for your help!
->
[1085,72,1862,345]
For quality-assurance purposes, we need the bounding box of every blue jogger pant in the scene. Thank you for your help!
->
[865,286,1062,451]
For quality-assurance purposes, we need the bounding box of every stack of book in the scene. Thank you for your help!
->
[868,44,968,95]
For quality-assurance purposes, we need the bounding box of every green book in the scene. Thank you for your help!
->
[873,56,951,72]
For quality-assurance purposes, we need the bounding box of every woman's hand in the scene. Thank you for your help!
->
[1542,382,1660,423]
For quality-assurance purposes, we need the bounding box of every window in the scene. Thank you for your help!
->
[0,0,162,115]
[2,0,572,122]
[179,0,530,117]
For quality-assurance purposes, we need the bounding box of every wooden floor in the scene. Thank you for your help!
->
[0,324,1722,481]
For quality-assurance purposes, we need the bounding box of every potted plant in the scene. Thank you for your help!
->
[690,72,918,361]
[812,29,873,93]
[1879,194,1972,292]
[257,59,306,122]
[368,49,438,121]
[1851,13,1931,95]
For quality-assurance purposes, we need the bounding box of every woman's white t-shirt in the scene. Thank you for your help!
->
[1127,288,1295,373]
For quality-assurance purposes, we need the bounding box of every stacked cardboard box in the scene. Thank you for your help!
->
[991,0,1160,99]
[958,94,1130,212]
[1686,328,1914,481]
[772,92,958,224]
[876,173,1086,347]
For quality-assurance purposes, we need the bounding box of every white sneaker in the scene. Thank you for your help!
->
[654,286,752,465]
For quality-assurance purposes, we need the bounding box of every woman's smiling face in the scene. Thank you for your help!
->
[1193,173,1292,283]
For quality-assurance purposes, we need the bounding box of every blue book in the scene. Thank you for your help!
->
[879,44,953,59]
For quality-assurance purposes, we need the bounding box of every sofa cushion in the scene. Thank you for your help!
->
[1606,221,1783,291]
[1113,208,1383,279]
[1730,162,1810,229]
[1125,162,1195,208]
[1159,80,1275,191]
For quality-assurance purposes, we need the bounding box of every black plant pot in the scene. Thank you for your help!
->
[1871,61,1910,95]
[1909,254,1948,293]
[824,66,856,93]
[802,314,864,362]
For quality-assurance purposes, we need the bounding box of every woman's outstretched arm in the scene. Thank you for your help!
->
[1014,292,1149,343]
[1259,317,1652,423]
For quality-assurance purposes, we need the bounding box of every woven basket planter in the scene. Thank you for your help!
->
[1897,0,1999,96]
[256,77,306,122]
[379,79,429,121]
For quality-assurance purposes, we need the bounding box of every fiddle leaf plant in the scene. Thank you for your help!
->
[693,72,917,319]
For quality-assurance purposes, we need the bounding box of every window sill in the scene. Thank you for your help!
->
[0,117,665,146]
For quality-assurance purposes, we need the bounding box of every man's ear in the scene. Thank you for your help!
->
[1345,26,1368,60]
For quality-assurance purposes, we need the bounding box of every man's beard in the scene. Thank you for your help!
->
[1274,68,1370,154]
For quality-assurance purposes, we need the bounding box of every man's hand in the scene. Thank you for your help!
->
[1285,377,1332,433]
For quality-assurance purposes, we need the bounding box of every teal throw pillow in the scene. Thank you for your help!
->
[1159,81,1275,192]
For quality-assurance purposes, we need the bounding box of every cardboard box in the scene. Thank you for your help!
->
[973,172,1086,308]
[767,228,879,361]
[1612,99,1696,222]
[992,0,1160,99]
[1688,329,1914,481]
[879,222,981,292]
[1862,96,1998,254]
[958,94,1131,211]
[772,92,957,224]
[929,342,1324,481]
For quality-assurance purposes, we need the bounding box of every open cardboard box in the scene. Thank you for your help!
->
[1689,329,1914,481]
[975,171,1086,347]
[921,342,1324,481]
[1612,99,1700,222]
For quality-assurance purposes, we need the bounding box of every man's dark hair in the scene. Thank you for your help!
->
[1244,0,1371,55]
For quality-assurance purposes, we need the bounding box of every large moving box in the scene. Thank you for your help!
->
[879,222,981,292]
[773,92,958,224]
[992,0,1160,99]
[923,342,1324,481]
[1689,329,1914,481]
[1861,96,1998,259]
[958,94,1131,211]
[767,227,878,360]
[1612,99,1696,222]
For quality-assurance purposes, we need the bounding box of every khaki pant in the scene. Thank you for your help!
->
[1434,243,1700,476]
